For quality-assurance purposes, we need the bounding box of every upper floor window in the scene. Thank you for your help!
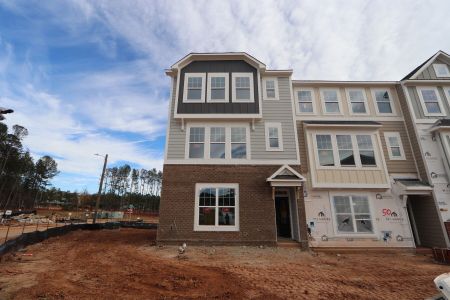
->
[210,127,226,159]
[433,64,450,77]
[372,89,394,115]
[346,89,368,114]
[232,73,254,103]
[231,127,247,159]
[263,78,279,100]
[417,87,445,116]
[265,122,283,151]
[297,89,315,113]
[332,195,373,234]
[189,127,205,158]
[183,73,206,103]
[207,73,229,103]
[314,133,378,168]
[320,89,341,114]
[384,132,405,160]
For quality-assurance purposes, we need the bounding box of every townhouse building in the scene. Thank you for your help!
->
[158,51,449,250]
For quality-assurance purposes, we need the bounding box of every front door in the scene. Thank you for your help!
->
[275,195,291,238]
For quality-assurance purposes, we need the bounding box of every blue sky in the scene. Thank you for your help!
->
[0,0,450,192]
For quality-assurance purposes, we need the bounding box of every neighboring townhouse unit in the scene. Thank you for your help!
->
[158,53,308,248]
[294,80,429,248]
[396,50,450,248]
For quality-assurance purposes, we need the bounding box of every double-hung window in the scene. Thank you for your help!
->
[231,127,247,158]
[347,89,368,114]
[297,89,314,113]
[321,89,341,114]
[183,73,206,102]
[372,89,394,114]
[210,127,226,159]
[356,135,376,166]
[207,73,229,102]
[195,184,239,231]
[263,78,278,100]
[433,64,450,78]
[232,73,254,102]
[384,132,405,160]
[316,135,334,166]
[265,123,283,151]
[188,127,205,158]
[418,87,445,116]
[333,195,373,234]
[336,135,355,166]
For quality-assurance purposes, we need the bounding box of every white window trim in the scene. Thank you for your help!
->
[443,87,450,109]
[185,123,251,161]
[262,77,279,101]
[417,86,446,117]
[384,132,406,160]
[232,73,254,103]
[295,87,316,115]
[183,73,206,103]
[433,63,450,78]
[312,131,380,170]
[329,193,376,237]
[371,88,396,116]
[265,122,283,151]
[207,73,229,103]
[319,88,343,115]
[345,88,369,115]
[194,183,239,232]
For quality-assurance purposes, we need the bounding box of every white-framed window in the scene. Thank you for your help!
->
[372,88,395,115]
[332,195,373,234]
[384,132,405,160]
[183,73,206,103]
[232,73,254,103]
[443,87,450,108]
[263,78,279,100]
[194,183,239,231]
[188,127,205,158]
[265,122,283,151]
[207,73,229,103]
[320,89,341,114]
[186,124,249,160]
[313,133,378,168]
[433,64,450,78]
[346,88,368,115]
[417,87,445,116]
[296,88,315,114]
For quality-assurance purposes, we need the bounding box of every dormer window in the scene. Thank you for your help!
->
[263,78,279,100]
[433,64,450,77]
[207,73,229,103]
[183,73,206,103]
[232,73,254,103]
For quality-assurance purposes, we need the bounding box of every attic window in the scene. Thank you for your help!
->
[433,64,450,77]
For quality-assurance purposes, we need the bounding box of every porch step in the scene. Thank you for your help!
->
[277,240,301,248]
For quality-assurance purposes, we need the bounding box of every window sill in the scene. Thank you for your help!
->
[266,148,284,152]
[183,99,205,103]
[194,226,239,232]
[232,99,255,103]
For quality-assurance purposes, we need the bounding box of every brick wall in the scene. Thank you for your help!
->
[157,164,307,247]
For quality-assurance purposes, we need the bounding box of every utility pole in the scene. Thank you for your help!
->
[93,154,108,224]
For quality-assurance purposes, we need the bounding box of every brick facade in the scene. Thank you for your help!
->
[157,164,307,248]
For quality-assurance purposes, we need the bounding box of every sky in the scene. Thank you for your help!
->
[0,0,449,193]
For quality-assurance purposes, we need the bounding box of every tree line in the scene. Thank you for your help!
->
[0,122,59,210]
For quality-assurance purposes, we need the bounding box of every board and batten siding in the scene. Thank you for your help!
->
[407,86,450,120]
[251,77,298,160]
[379,121,417,174]
[416,56,450,80]
[166,79,186,160]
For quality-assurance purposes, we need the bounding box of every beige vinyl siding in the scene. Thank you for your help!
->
[379,121,417,173]
[416,56,450,80]
[315,169,387,185]
[166,79,186,160]
[251,77,298,160]
[395,85,428,182]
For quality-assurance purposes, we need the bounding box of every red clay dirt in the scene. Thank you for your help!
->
[0,228,449,299]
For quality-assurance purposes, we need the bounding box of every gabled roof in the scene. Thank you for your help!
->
[267,165,306,185]
[169,52,266,70]
[402,50,450,80]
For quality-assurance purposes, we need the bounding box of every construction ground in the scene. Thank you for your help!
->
[0,228,449,300]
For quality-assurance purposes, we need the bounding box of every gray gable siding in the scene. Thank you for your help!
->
[407,86,450,119]
[167,80,186,160]
[250,77,298,160]
[416,56,450,80]
[177,60,259,114]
